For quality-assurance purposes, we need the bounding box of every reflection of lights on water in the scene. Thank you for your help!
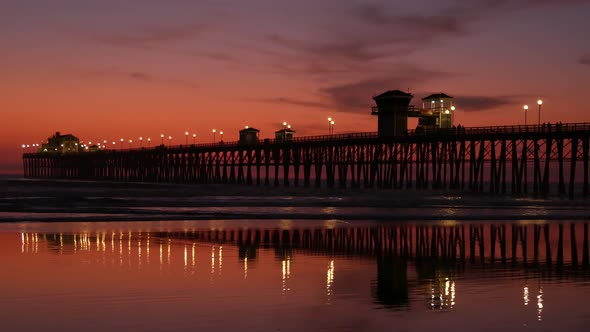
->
[279,219,293,229]
[138,238,142,268]
[431,277,456,309]
[523,286,529,306]
[325,219,337,229]
[326,260,334,301]
[159,243,163,269]
[146,234,150,264]
[184,245,188,273]
[282,258,291,294]
[211,246,215,277]
[537,287,543,321]
[192,243,196,272]
[244,257,248,279]
[167,239,171,264]
[218,246,223,276]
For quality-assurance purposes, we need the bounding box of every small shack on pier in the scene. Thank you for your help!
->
[239,126,260,144]
[275,128,295,143]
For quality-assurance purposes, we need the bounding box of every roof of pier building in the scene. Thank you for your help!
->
[422,93,453,100]
[240,127,260,133]
[373,90,413,101]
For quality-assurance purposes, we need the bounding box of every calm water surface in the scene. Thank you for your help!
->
[1,220,590,331]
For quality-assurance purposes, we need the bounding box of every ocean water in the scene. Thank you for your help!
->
[1,179,590,331]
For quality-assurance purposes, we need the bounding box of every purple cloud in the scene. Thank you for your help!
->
[454,95,529,112]
[93,23,207,48]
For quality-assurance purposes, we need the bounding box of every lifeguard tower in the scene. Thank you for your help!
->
[371,90,413,137]
[420,93,455,130]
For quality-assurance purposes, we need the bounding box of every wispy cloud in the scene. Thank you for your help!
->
[455,95,528,112]
[579,54,590,66]
[250,97,331,109]
[319,65,454,112]
[93,23,207,49]
[81,67,198,89]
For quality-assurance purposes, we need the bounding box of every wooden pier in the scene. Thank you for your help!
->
[23,122,590,198]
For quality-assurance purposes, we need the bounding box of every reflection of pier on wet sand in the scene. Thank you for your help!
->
[19,222,590,313]
[22,222,586,269]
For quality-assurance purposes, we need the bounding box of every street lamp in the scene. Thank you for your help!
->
[129,139,132,149]
[147,138,151,147]
[523,105,529,126]
[212,129,216,143]
[220,131,224,142]
[283,122,287,130]
[168,136,172,145]
[192,133,196,144]
[139,137,143,148]
[185,131,189,145]
[327,117,332,134]
[451,106,456,126]
[120,138,124,149]
[160,134,164,145]
[537,99,543,125]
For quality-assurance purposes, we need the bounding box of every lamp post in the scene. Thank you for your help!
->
[185,131,189,145]
[327,117,332,134]
[129,139,132,149]
[330,120,335,135]
[283,122,287,130]
[192,133,196,144]
[220,131,224,143]
[160,134,164,145]
[120,138,124,149]
[212,129,216,143]
[523,105,528,126]
[147,138,151,147]
[139,137,143,148]
[168,136,172,146]
[451,106,456,126]
[537,99,543,125]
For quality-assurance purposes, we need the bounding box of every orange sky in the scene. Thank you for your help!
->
[2,1,590,174]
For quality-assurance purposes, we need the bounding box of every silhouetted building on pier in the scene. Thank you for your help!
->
[275,128,295,142]
[372,90,413,137]
[239,127,260,144]
[371,90,456,136]
[40,132,80,153]
[420,93,455,131]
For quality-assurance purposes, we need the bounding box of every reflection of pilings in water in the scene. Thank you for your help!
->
[148,222,590,270]
[584,223,589,266]
[469,225,485,264]
[373,255,409,308]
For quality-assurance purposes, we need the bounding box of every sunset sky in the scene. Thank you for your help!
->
[2,0,590,174]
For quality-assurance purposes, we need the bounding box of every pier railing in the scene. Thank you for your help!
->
[88,122,590,152]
